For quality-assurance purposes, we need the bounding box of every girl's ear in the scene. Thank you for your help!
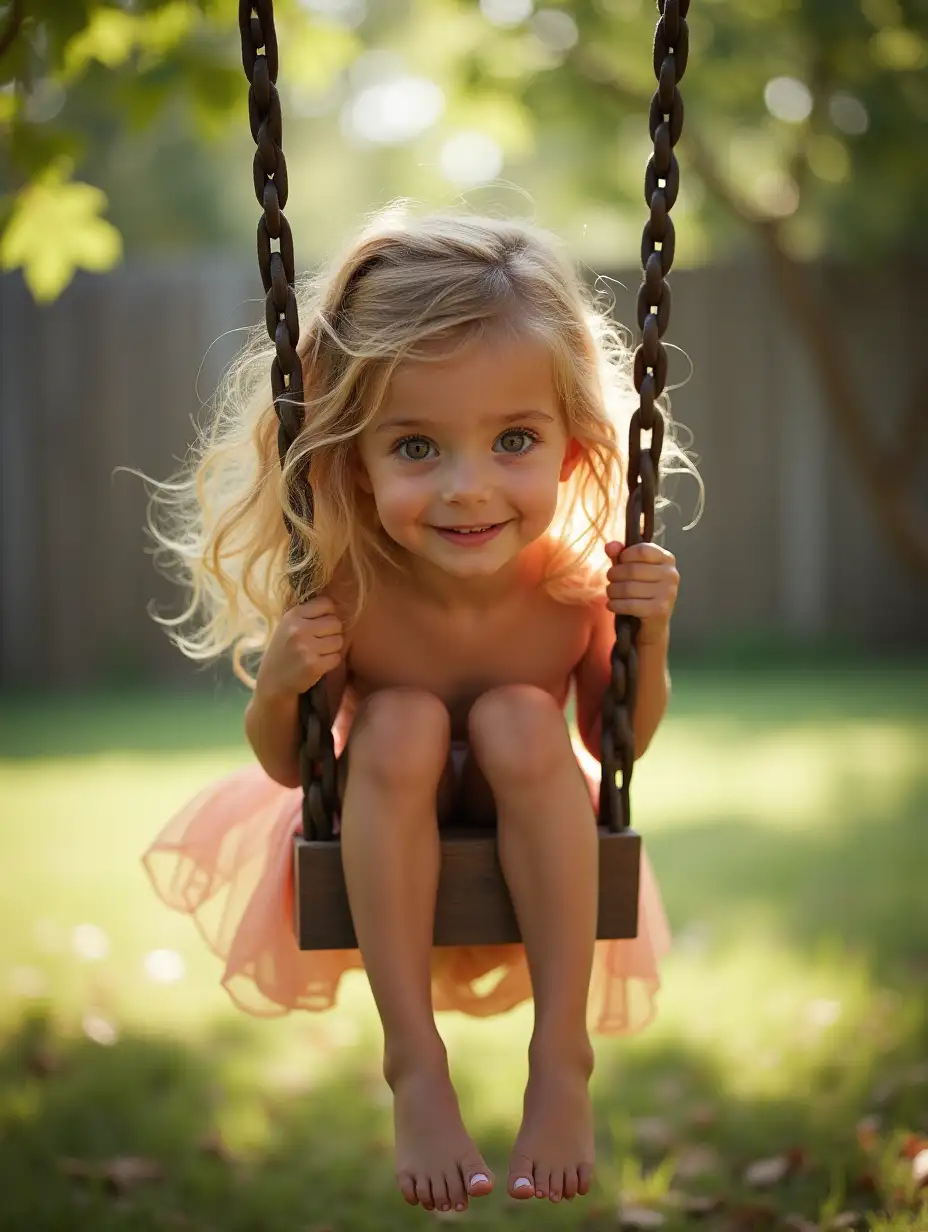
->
[559,436,583,482]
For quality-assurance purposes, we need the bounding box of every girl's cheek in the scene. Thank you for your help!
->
[380,477,430,520]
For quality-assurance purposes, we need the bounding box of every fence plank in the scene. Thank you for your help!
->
[0,278,42,681]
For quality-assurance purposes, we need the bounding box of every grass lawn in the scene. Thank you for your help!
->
[0,665,926,1231]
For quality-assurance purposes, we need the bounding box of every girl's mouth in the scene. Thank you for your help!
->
[433,522,506,546]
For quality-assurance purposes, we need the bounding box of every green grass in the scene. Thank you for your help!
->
[0,666,926,1231]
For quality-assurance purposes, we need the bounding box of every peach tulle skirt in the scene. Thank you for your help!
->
[142,734,670,1035]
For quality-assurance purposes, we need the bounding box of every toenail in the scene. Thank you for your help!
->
[455,1203,466,1211]
[513,1178,532,1191]
[470,1173,488,1186]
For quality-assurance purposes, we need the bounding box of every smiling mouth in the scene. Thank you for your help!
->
[439,524,498,533]
[431,519,510,544]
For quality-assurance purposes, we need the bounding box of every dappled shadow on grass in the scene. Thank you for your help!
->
[0,1001,925,1232]
[643,771,928,974]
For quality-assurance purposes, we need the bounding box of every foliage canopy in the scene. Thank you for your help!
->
[1,0,926,300]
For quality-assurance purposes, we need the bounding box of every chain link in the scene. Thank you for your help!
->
[600,0,688,833]
[239,1,338,841]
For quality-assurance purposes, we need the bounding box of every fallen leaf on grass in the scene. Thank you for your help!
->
[851,1168,877,1194]
[912,1147,928,1188]
[725,1202,778,1230]
[687,1103,718,1129]
[743,1156,789,1187]
[743,1148,805,1188]
[618,1202,665,1228]
[900,1134,928,1160]
[61,1155,164,1194]
[25,1041,60,1078]
[198,1129,240,1165]
[655,1075,687,1104]
[856,1115,881,1151]
[783,1214,864,1232]
[663,1189,724,1216]
[782,1216,819,1232]
[632,1116,676,1151]
[674,1144,723,1180]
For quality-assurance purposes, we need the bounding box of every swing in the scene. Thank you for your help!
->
[237,0,688,950]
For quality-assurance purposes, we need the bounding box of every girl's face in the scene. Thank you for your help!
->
[355,331,581,599]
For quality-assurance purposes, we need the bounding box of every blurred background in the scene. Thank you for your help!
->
[0,1,926,1229]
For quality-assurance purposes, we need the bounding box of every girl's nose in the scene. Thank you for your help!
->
[441,457,491,503]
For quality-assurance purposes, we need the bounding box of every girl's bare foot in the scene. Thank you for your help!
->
[391,1059,494,1211]
[507,1050,595,1203]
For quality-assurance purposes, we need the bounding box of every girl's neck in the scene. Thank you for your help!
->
[394,538,550,614]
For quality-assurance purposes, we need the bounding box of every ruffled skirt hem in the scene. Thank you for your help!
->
[143,745,670,1036]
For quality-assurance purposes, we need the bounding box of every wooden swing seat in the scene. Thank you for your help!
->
[293,826,641,949]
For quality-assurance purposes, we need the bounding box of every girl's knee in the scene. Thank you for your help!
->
[468,685,568,780]
[349,688,450,786]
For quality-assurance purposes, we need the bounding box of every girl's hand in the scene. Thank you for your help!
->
[255,597,345,700]
[605,541,679,646]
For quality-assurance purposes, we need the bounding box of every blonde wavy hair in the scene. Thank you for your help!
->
[145,204,698,686]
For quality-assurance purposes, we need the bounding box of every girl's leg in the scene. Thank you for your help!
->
[468,684,598,1204]
[339,687,493,1212]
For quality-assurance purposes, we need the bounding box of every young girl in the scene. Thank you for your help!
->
[142,206,690,1214]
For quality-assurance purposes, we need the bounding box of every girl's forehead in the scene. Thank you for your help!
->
[383,333,557,410]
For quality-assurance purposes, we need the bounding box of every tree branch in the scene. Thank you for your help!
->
[0,0,26,61]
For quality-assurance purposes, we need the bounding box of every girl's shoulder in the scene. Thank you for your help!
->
[542,533,608,615]
[322,557,360,616]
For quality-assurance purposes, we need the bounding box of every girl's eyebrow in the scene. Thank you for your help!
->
[374,409,556,435]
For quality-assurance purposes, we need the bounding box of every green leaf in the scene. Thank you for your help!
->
[0,158,123,301]
[60,1,198,83]
[61,7,141,77]
[135,2,202,68]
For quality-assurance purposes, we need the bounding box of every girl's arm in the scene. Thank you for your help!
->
[245,660,349,787]
[573,595,670,763]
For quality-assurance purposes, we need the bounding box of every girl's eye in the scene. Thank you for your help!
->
[391,441,433,463]
[391,426,539,460]
[495,428,539,458]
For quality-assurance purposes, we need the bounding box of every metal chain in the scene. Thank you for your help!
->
[238,0,686,840]
[600,0,688,833]
[238,0,338,841]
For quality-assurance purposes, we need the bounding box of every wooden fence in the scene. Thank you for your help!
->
[1,258,925,687]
